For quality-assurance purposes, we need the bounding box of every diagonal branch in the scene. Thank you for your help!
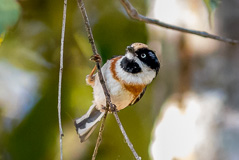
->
[57,0,67,160]
[92,111,108,160]
[119,0,239,45]
[76,0,141,160]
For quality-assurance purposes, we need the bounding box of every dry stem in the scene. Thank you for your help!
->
[119,0,239,44]
[57,0,67,159]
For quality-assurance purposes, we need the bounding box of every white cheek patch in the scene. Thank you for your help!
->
[115,57,156,85]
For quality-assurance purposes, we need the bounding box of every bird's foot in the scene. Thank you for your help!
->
[90,54,102,63]
[102,104,118,113]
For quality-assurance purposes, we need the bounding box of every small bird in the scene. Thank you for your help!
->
[74,43,160,142]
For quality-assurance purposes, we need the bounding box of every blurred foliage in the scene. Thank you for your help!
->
[0,0,20,45]
[0,0,157,159]
[203,0,220,13]
[0,33,4,46]
[7,76,59,160]
[203,0,220,26]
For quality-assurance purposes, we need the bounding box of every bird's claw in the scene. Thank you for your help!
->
[90,54,102,63]
[110,104,118,112]
[102,104,118,113]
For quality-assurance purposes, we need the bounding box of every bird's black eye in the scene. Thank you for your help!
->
[141,53,146,58]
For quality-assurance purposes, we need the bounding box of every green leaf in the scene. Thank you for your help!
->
[0,33,4,46]
[0,0,21,34]
[203,0,220,27]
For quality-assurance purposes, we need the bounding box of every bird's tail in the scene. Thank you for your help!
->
[74,105,105,142]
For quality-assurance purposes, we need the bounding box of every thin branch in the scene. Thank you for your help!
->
[92,111,108,160]
[77,0,111,102]
[112,112,141,160]
[76,0,141,159]
[57,0,67,159]
[119,0,239,45]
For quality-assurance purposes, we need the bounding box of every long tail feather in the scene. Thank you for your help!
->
[74,105,104,142]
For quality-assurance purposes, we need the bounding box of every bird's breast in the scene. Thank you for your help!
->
[122,83,145,98]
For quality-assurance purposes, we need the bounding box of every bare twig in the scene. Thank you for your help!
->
[119,0,239,44]
[113,112,141,160]
[57,0,67,159]
[76,0,141,159]
[92,111,108,160]
[76,0,111,102]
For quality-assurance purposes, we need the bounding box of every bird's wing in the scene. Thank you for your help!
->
[130,86,147,105]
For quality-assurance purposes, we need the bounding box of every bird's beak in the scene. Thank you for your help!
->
[126,46,136,59]
[127,46,135,53]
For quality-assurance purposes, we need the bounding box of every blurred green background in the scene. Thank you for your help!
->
[1,0,239,160]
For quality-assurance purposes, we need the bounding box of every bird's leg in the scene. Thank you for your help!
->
[89,65,97,77]
[86,54,102,86]
[86,65,97,86]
